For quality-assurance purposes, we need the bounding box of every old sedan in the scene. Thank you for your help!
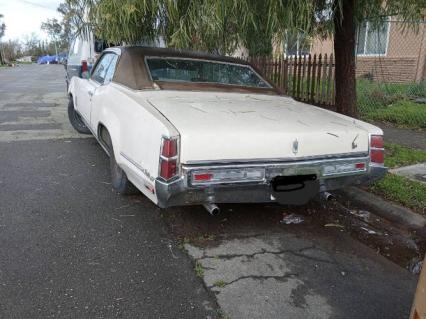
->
[67,46,386,214]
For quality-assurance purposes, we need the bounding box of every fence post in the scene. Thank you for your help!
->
[274,57,281,87]
[296,55,302,99]
[321,54,328,104]
[292,55,297,96]
[325,54,332,106]
[277,56,281,90]
[306,54,312,103]
[310,54,317,103]
[316,54,322,104]
[283,57,288,94]
[330,54,335,107]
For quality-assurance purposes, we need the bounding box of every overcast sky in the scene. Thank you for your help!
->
[0,0,62,41]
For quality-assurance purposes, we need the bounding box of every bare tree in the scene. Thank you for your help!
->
[0,14,6,64]
[41,18,62,56]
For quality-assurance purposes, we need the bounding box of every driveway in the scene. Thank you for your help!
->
[0,64,419,319]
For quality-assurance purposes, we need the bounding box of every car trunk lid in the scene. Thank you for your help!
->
[145,91,370,163]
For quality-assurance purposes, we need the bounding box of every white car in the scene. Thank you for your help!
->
[68,46,386,214]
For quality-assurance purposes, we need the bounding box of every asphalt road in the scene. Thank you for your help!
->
[0,64,419,319]
[0,65,218,318]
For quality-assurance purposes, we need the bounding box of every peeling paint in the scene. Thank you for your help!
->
[326,132,339,138]
[297,120,310,127]
[188,104,208,113]
[260,114,279,121]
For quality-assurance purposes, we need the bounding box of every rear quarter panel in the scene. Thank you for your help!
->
[90,83,177,203]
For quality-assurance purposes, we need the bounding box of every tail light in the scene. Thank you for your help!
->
[81,60,89,79]
[81,60,88,73]
[159,136,179,181]
[370,135,384,165]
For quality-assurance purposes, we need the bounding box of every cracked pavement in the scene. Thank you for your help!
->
[185,230,417,319]
[0,64,90,141]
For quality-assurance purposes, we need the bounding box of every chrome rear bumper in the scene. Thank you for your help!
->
[155,156,387,208]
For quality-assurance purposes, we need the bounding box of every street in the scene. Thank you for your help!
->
[0,65,218,318]
[0,64,420,318]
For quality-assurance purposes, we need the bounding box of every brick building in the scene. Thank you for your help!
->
[310,19,426,83]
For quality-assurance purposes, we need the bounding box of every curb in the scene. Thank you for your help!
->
[340,186,426,231]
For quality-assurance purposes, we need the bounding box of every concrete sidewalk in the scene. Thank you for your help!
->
[391,163,426,183]
[379,124,426,150]
[185,229,417,319]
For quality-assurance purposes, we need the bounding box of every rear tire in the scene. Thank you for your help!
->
[99,127,139,195]
[68,96,91,134]
[108,140,139,195]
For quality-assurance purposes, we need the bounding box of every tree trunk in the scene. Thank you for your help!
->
[333,0,358,118]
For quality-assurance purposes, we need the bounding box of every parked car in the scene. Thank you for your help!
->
[66,33,109,88]
[67,46,386,213]
[57,52,68,65]
[37,55,58,64]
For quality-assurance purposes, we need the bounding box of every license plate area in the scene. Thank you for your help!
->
[271,174,319,205]
[272,174,317,192]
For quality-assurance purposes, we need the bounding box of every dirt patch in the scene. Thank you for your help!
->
[162,198,425,271]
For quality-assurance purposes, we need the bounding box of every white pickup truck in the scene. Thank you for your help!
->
[67,46,386,213]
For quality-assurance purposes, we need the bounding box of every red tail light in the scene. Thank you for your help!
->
[193,173,213,182]
[160,159,177,180]
[355,162,366,169]
[370,135,384,148]
[81,60,88,73]
[370,135,384,165]
[162,139,177,157]
[159,137,179,181]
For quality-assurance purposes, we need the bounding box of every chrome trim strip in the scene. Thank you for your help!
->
[184,152,369,165]
[182,156,370,188]
[154,166,388,208]
[160,155,178,161]
[120,151,155,182]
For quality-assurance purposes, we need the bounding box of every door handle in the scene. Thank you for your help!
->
[88,90,94,97]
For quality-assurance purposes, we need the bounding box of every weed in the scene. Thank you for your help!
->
[213,280,227,288]
[195,261,204,278]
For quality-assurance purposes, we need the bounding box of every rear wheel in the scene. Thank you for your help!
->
[101,127,138,195]
[68,96,91,134]
[110,149,139,195]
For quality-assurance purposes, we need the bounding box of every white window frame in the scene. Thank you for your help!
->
[283,31,311,58]
[356,21,391,57]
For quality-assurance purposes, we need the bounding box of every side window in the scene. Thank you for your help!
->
[104,55,118,84]
[91,53,114,84]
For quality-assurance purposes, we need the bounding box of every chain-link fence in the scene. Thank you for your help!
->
[355,20,426,128]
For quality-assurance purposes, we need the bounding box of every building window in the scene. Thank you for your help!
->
[284,32,311,56]
[357,21,390,55]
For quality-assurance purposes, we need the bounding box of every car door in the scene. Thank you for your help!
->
[75,53,116,126]
[89,53,119,129]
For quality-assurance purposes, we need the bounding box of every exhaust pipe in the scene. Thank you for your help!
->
[203,203,220,216]
[320,191,334,201]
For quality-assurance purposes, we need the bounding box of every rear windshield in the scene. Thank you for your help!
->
[145,57,271,88]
